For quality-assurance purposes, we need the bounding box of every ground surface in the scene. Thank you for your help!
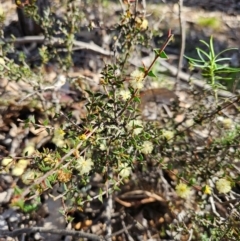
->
[0,1,240,241]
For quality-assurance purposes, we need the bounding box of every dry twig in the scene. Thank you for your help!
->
[0,36,113,56]
[0,227,104,241]
[176,0,186,90]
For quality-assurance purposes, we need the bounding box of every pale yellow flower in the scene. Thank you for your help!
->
[119,163,131,178]
[131,69,144,82]
[130,80,144,90]
[99,141,107,151]
[23,144,35,156]
[0,57,5,65]
[140,19,148,30]
[222,118,233,129]
[21,170,42,185]
[217,117,233,129]
[17,159,29,169]
[0,5,4,20]
[52,128,66,147]
[162,130,174,141]
[130,69,145,90]
[176,182,191,199]
[216,178,231,194]
[11,166,25,176]
[127,120,143,135]
[135,17,148,30]
[54,128,65,138]
[118,89,131,101]
[141,141,154,154]
[75,157,93,175]
[2,158,13,166]
[52,137,65,147]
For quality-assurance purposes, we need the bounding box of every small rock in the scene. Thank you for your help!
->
[0,189,14,204]
[0,216,8,230]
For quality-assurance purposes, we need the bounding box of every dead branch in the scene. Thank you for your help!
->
[176,0,186,90]
[0,227,104,241]
[0,36,113,57]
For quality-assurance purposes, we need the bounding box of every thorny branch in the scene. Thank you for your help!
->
[18,127,98,201]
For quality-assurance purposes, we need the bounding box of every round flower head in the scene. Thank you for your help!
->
[54,128,65,138]
[23,143,35,156]
[22,169,42,185]
[162,130,174,141]
[17,159,29,169]
[176,182,191,199]
[99,139,107,151]
[2,158,13,166]
[130,69,144,82]
[216,178,231,194]
[75,157,93,175]
[140,19,148,30]
[11,166,25,176]
[118,89,131,101]
[99,143,107,151]
[119,163,131,178]
[52,128,66,147]
[222,118,233,129]
[141,141,154,154]
[11,159,29,176]
[127,120,143,135]
[130,80,144,90]
[130,69,144,90]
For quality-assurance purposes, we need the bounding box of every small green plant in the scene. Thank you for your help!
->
[197,16,221,30]
[185,36,240,98]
